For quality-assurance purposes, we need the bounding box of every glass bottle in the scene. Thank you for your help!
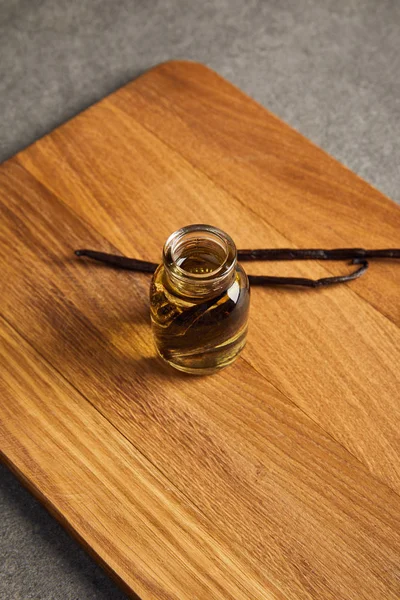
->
[150,224,250,374]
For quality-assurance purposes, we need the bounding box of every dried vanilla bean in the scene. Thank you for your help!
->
[74,249,380,288]
[237,248,400,261]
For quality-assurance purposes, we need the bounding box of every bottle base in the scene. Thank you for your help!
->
[161,360,228,376]
[156,329,247,376]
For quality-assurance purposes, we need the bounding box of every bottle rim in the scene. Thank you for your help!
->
[163,224,237,296]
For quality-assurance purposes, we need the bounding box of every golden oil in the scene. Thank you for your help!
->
[150,225,250,374]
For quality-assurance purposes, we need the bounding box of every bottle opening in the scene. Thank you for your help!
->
[163,224,237,296]
[171,230,229,278]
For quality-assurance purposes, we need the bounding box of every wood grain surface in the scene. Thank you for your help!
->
[1,61,399,599]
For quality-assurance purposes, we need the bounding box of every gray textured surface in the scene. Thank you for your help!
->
[0,1,399,598]
[0,465,128,599]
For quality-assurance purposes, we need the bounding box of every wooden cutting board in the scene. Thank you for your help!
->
[1,61,400,600]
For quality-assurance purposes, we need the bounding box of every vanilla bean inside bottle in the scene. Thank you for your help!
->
[150,224,250,374]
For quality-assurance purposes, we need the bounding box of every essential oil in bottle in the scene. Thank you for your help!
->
[150,224,250,374]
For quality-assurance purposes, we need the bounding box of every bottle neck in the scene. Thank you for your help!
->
[163,225,237,298]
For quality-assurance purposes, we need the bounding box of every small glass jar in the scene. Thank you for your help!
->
[150,224,250,374]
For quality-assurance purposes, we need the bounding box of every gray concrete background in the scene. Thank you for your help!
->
[0,1,399,598]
